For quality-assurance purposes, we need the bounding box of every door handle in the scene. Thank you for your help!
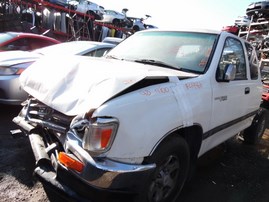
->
[245,87,250,94]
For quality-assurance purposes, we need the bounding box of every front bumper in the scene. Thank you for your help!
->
[34,159,139,202]
[0,75,28,105]
[13,115,155,201]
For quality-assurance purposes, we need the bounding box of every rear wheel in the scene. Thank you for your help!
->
[87,11,101,20]
[242,108,267,144]
[140,136,190,202]
[112,19,120,26]
[133,25,140,32]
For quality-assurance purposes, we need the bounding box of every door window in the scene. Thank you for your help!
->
[217,37,247,81]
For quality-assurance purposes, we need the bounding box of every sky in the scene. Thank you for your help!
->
[93,0,256,30]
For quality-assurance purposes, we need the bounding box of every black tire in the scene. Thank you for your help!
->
[243,108,267,144]
[260,100,269,109]
[112,19,120,26]
[140,136,190,202]
[133,25,140,32]
[87,11,101,20]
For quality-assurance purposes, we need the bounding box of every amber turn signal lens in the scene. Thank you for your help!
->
[58,152,84,172]
[101,128,113,148]
[16,68,25,75]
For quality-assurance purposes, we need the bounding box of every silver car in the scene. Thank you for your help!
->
[100,10,131,26]
[0,41,117,105]
[75,0,104,20]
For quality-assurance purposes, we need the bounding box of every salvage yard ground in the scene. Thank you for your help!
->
[0,105,269,202]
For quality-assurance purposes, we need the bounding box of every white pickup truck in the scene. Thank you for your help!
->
[13,29,267,202]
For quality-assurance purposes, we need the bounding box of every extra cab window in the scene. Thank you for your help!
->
[245,42,259,80]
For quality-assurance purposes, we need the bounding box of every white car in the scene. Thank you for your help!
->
[0,41,116,105]
[234,16,251,27]
[74,0,104,20]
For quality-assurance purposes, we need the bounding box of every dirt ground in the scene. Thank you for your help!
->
[1,105,269,202]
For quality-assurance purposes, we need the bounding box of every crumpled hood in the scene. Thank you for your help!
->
[0,50,41,66]
[20,55,196,115]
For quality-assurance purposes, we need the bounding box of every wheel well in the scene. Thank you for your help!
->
[149,125,203,161]
[112,18,120,25]
[86,10,101,20]
[173,126,203,162]
[86,10,94,15]
[146,125,203,179]
[171,126,203,180]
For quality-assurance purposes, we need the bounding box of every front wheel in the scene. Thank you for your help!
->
[140,136,190,202]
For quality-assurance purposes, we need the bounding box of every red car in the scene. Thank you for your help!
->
[0,32,61,52]
[222,25,239,35]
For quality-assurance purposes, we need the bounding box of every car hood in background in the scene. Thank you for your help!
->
[0,50,41,66]
[20,55,197,115]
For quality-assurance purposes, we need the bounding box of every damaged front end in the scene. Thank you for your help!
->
[12,97,155,201]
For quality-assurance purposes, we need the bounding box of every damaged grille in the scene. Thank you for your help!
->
[24,98,73,133]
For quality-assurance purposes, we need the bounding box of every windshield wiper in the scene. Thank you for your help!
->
[105,55,122,60]
[134,59,179,70]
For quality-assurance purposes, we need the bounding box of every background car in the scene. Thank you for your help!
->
[102,37,124,45]
[234,16,251,27]
[222,25,239,35]
[127,17,146,31]
[74,0,104,20]
[126,15,156,31]
[33,40,116,56]
[0,32,60,52]
[99,9,131,26]
[0,40,118,105]
[246,1,269,18]
[144,24,158,29]
[45,0,77,7]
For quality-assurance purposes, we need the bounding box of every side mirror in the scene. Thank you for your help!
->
[224,64,236,81]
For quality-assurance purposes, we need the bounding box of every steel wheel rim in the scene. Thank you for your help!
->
[148,155,180,202]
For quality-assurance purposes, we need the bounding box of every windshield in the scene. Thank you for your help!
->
[106,31,218,73]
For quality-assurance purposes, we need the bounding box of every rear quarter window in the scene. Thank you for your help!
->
[245,42,259,80]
